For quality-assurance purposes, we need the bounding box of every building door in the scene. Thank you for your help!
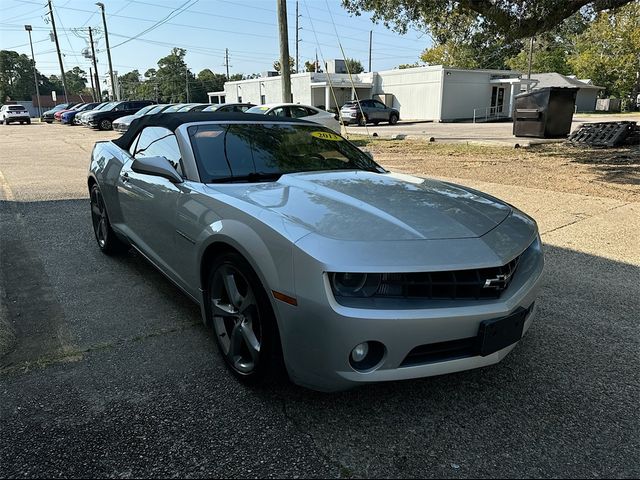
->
[491,86,505,113]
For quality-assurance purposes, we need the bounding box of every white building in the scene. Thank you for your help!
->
[209,65,526,122]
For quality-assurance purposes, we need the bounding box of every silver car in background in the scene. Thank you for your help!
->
[246,103,341,133]
[88,112,543,392]
[113,104,173,132]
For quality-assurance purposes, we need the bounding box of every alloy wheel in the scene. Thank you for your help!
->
[210,265,262,374]
[90,187,108,248]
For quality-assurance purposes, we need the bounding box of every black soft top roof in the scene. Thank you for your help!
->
[112,112,312,150]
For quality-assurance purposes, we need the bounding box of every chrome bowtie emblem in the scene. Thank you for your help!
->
[483,272,513,290]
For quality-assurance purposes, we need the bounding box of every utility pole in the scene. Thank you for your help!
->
[277,0,291,103]
[47,0,68,102]
[24,25,42,118]
[89,66,96,101]
[368,30,372,72]
[89,27,100,101]
[224,48,230,80]
[295,1,301,74]
[96,2,117,100]
[527,37,534,92]
[185,64,190,102]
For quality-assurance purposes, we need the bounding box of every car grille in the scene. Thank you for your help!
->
[375,256,520,300]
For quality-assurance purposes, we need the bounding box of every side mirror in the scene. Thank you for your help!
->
[131,156,183,183]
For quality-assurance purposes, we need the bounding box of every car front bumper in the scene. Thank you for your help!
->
[277,238,544,392]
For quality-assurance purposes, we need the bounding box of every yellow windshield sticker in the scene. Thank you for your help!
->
[258,106,269,110]
[311,131,342,141]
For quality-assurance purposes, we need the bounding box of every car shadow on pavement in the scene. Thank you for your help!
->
[1,198,638,478]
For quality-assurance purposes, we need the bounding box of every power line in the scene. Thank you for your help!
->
[110,0,199,49]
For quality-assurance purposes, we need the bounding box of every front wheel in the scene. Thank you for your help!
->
[358,115,367,127]
[90,184,128,255]
[99,119,112,130]
[207,252,284,386]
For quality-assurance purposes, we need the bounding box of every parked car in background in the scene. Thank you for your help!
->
[76,102,110,125]
[88,112,543,392]
[1,104,31,125]
[61,102,100,125]
[42,103,77,123]
[203,103,255,113]
[177,103,210,112]
[340,99,399,126]
[113,103,172,133]
[162,104,189,113]
[86,100,154,130]
[54,103,86,122]
[246,103,341,133]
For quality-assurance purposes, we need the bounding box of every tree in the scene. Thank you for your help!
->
[197,69,226,92]
[65,66,87,94]
[0,50,39,102]
[304,60,317,72]
[568,2,640,99]
[345,58,365,74]
[398,62,421,69]
[229,73,244,81]
[119,70,142,99]
[156,48,190,102]
[342,0,635,41]
[273,56,296,74]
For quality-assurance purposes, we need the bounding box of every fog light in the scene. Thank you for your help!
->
[351,342,369,363]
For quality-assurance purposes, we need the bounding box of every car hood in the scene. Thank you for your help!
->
[210,171,511,241]
[114,114,134,125]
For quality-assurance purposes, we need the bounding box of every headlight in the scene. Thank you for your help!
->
[330,272,381,297]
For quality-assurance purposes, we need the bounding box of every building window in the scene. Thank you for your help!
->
[261,95,266,105]
[237,96,242,103]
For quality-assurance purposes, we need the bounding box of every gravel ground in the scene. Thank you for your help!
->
[1,123,638,478]
[355,139,640,203]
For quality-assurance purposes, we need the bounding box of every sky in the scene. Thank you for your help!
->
[0,0,432,83]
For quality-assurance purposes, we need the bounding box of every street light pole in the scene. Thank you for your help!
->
[24,25,42,118]
[96,2,117,100]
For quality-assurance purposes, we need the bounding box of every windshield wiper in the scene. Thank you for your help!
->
[209,172,283,183]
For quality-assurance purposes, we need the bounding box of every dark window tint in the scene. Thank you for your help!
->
[134,126,183,175]
[8,106,25,111]
[373,100,386,109]
[290,106,310,118]
[267,106,288,117]
[188,125,229,178]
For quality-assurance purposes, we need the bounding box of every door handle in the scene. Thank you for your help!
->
[121,172,129,182]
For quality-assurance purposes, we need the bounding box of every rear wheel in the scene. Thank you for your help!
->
[373,120,380,125]
[358,114,367,127]
[90,184,128,255]
[99,119,112,130]
[207,252,284,386]
[389,113,399,125]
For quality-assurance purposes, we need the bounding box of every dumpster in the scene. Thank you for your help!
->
[513,87,578,138]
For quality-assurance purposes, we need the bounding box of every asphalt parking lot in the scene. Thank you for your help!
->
[1,123,639,478]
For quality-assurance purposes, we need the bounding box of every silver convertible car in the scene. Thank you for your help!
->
[88,112,544,392]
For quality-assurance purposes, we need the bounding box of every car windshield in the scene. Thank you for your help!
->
[245,105,271,115]
[164,104,186,113]
[134,104,157,117]
[188,123,384,183]
[146,104,170,114]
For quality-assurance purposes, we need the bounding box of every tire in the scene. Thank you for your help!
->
[389,113,399,125]
[373,120,380,125]
[358,114,367,127]
[3,119,8,125]
[99,119,112,130]
[90,184,128,255]
[206,252,285,386]
[26,119,31,125]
